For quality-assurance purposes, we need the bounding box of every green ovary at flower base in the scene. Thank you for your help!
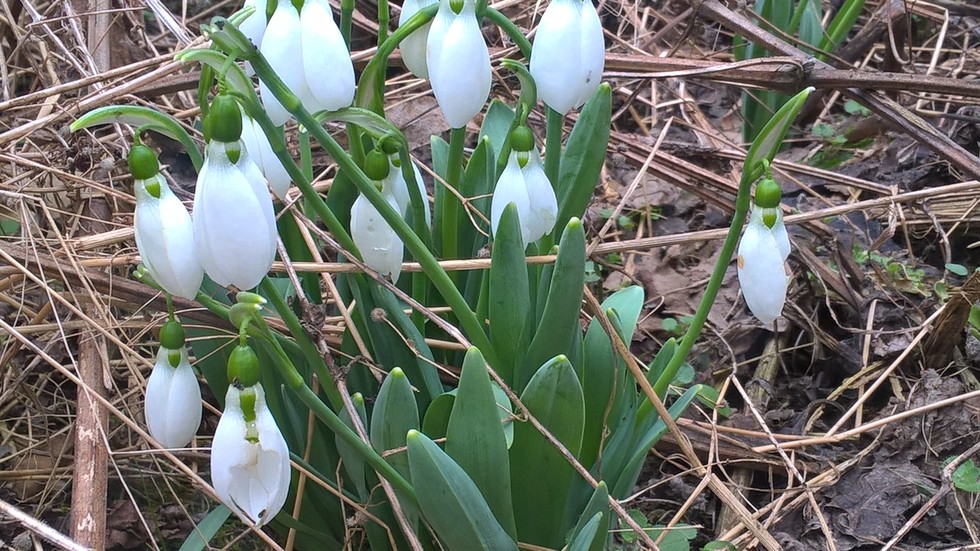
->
[130,144,203,300]
[258,0,355,125]
[193,93,278,290]
[736,174,792,327]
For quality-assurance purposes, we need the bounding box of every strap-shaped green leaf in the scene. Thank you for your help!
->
[516,218,586,392]
[371,368,419,479]
[554,84,611,242]
[70,105,204,171]
[337,393,370,499]
[566,481,610,551]
[510,355,585,548]
[579,286,644,468]
[743,87,815,183]
[817,0,866,60]
[490,203,531,386]
[480,100,516,160]
[446,347,517,538]
[407,430,518,551]
[178,506,230,551]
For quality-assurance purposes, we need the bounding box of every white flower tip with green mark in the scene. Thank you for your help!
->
[426,0,491,128]
[145,346,202,449]
[134,175,204,300]
[211,384,291,528]
[193,141,277,290]
[737,207,790,327]
[530,0,605,115]
[351,192,404,283]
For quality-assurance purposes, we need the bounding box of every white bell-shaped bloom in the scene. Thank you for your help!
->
[351,191,404,283]
[737,206,790,327]
[238,0,268,47]
[520,150,558,243]
[134,174,204,300]
[212,383,291,527]
[145,346,202,448]
[240,113,291,199]
[530,0,605,115]
[259,0,355,126]
[383,157,430,227]
[490,151,532,248]
[193,141,277,290]
[398,0,438,78]
[426,0,491,128]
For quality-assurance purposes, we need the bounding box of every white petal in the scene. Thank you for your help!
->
[301,0,355,111]
[351,192,404,283]
[530,0,581,115]
[772,210,791,261]
[193,142,276,289]
[521,151,558,243]
[146,347,201,448]
[383,160,411,216]
[240,116,291,200]
[490,153,532,248]
[238,0,268,47]
[135,175,203,299]
[737,216,787,327]
[573,0,605,109]
[427,2,491,128]
[398,0,437,78]
[260,3,307,126]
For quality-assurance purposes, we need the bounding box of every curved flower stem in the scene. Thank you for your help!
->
[442,127,466,262]
[654,176,752,397]
[544,108,563,183]
[486,8,531,58]
[298,127,314,181]
[245,294,419,505]
[239,31,499,367]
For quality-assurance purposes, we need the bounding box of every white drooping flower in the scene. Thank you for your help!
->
[530,0,605,115]
[131,146,204,300]
[737,205,790,327]
[351,190,404,283]
[259,0,355,126]
[238,0,269,47]
[240,112,291,199]
[383,157,430,228]
[491,150,558,248]
[426,0,491,128]
[398,0,438,78]
[212,383,291,527]
[145,345,202,449]
[193,140,278,290]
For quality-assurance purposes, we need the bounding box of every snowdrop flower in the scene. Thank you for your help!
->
[491,128,558,248]
[737,177,791,327]
[398,0,438,78]
[240,111,291,199]
[194,95,277,290]
[238,0,269,47]
[530,0,605,115]
[212,344,291,527]
[351,190,404,283]
[131,144,203,300]
[426,0,491,128]
[145,319,201,449]
[383,156,430,227]
[259,0,355,126]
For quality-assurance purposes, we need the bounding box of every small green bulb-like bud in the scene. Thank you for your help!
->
[129,144,159,181]
[209,94,243,143]
[449,0,464,14]
[159,319,185,349]
[510,125,534,153]
[754,177,782,209]
[228,343,261,388]
[379,138,399,156]
[364,149,390,180]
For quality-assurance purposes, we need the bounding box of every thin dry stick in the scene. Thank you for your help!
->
[0,498,91,551]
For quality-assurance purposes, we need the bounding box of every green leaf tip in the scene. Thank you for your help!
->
[406,429,420,440]
[390,367,406,378]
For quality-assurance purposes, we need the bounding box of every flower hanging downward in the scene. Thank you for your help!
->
[193,94,277,290]
[145,319,202,448]
[211,344,291,527]
[239,111,291,199]
[398,0,438,78]
[131,144,203,300]
[259,0,355,125]
[530,0,605,115]
[426,0,491,128]
[737,176,791,327]
[350,151,410,283]
[490,127,558,249]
